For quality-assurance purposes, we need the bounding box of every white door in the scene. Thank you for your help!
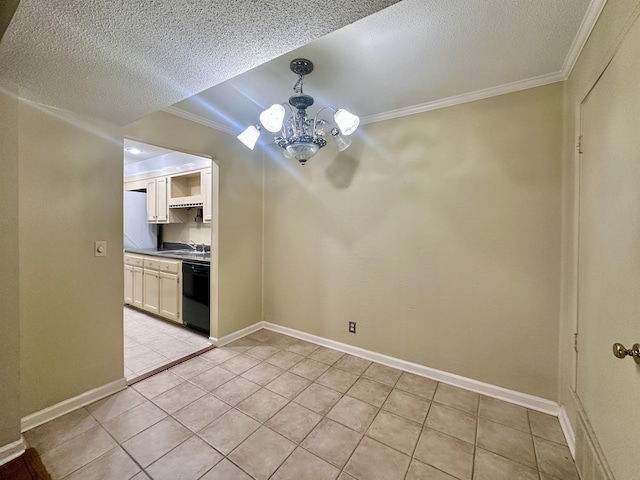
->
[576,14,640,479]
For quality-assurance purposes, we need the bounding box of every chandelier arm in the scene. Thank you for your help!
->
[312,106,337,136]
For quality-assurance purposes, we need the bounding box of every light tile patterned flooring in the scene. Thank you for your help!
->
[25,329,579,480]
[124,307,212,381]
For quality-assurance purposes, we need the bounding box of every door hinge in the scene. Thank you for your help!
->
[577,135,583,154]
[574,333,579,352]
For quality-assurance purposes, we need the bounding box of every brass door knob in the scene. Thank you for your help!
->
[612,343,640,364]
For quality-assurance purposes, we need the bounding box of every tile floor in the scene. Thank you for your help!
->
[25,329,579,480]
[124,306,213,382]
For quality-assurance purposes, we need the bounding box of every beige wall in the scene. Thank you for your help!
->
[0,81,21,446]
[264,84,563,400]
[559,0,640,442]
[18,100,124,416]
[124,112,263,338]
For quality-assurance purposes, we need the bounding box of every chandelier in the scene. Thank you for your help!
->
[237,58,360,165]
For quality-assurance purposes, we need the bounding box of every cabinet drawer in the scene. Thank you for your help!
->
[160,259,181,274]
[143,257,161,270]
[124,254,143,267]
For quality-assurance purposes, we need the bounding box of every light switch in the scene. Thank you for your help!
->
[95,241,107,257]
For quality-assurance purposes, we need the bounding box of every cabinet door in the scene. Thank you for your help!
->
[156,177,168,223]
[124,265,134,304]
[146,179,157,222]
[133,266,144,308]
[203,169,212,223]
[159,272,181,323]
[143,269,160,313]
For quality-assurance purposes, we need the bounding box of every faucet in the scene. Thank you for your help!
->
[188,240,206,253]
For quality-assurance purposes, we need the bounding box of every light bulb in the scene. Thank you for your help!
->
[334,109,360,136]
[332,132,351,152]
[237,125,261,150]
[259,104,285,133]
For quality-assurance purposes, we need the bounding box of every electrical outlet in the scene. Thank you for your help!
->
[349,321,356,333]
[94,240,107,257]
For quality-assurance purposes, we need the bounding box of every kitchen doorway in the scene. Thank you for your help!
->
[122,139,219,383]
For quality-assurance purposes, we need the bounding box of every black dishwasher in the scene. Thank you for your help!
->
[182,262,210,335]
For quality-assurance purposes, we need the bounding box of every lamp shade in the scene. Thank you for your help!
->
[259,104,286,133]
[237,125,260,150]
[332,132,352,152]
[334,109,360,135]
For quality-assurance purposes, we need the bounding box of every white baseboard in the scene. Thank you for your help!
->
[21,378,127,432]
[214,322,265,347]
[262,322,561,416]
[0,436,26,467]
[558,405,576,457]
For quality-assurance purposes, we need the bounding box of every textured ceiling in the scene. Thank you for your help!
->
[170,0,602,134]
[0,0,399,125]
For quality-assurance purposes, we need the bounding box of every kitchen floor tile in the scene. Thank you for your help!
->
[301,418,362,468]
[236,388,289,423]
[534,436,579,480]
[23,407,98,454]
[294,383,343,415]
[285,339,320,356]
[529,410,567,445]
[478,395,530,433]
[132,370,184,399]
[219,354,261,374]
[395,372,438,399]
[169,356,213,379]
[173,394,231,432]
[433,383,479,415]
[414,428,474,480]
[198,409,260,455]
[362,363,402,387]
[477,417,536,468]
[265,372,311,399]
[199,347,240,364]
[151,381,206,414]
[289,358,331,380]
[228,426,296,480]
[265,350,304,370]
[190,366,236,392]
[344,436,411,480]
[212,376,261,405]
[146,435,222,480]
[382,389,431,424]
[40,426,117,479]
[62,446,140,480]
[122,417,191,468]
[316,368,359,393]
[405,459,458,480]
[308,346,345,365]
[266,402,323,443]
[347,377,393,407]
[366,410,422,455]
[271,447,340,480]
[199,458,253,480]
[327,395,379,433]
[426,403,477,444]
[31,328,567,480]
[241,362,284,386]
[333,354,372,375]
[473,447,539,480]
[87,388,146,423]
[101,401,167,443]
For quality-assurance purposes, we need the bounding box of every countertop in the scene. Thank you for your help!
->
[124,248,211,264]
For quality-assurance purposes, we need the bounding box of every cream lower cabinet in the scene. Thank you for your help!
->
[124,254,182,324]
[124,254,144,308]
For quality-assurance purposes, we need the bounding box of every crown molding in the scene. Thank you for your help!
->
[162,106,238,136]
[561,0,608,79]
[359,71,565,125]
